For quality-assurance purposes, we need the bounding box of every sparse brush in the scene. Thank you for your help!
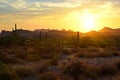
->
[97,64,117,76]
[61,48,72,55]
[25,54,41,61]
[97,51,113,57]
[0,61,20,80]
[112,51,120,56]
[63,59,87,80]
[49,54,59,66]
[15,66,35,78]
[38,72,57,80]
[36,62,50,73]
[0,55,19,64]
[115,59,120,70]
[75,52,85,58]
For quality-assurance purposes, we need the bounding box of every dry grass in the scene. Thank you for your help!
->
[1,36,120,80]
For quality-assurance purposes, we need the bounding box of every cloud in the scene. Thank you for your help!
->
[0,0,120,26]
[10,0,27,9]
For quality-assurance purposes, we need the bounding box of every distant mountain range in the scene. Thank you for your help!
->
[86,27,120,35]
[1,27,120,38]
[100,27,120,32]
[0,29,76,38]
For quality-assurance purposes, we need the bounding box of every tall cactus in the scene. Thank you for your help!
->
[15,23,17,31]
[45,33,48,39]
[39,31,42,40]
[77,31,79,43]
[12,23,17,36]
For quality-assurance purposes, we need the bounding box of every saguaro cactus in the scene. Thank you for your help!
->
[15,23,17,31]
[77,31,79,43]
[39,31,42,40]
[12,24,17,36]
[45,33,48,39]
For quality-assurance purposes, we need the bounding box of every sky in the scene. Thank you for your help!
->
[0,0,120,32]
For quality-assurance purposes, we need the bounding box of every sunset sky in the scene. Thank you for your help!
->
[0,0,120,32]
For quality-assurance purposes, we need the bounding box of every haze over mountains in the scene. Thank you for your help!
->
[1,27,120,38]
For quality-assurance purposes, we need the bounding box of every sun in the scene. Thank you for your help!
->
[82,13,95,32]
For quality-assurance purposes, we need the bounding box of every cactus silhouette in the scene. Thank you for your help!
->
[46,33,48,39]
[77,31,79,43]
[12,23,17,36]
[39,31,42,40]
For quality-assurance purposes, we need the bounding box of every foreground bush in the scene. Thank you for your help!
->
[63,59,86,80]
[15,66,35,78]
[0,61,20,80]
[38,72,57,80]
[116,59,120,70]
[98,64,117,76]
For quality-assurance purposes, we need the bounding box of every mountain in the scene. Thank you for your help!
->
[0,29,77,38]
[100,27,113,32]
[99,27,120,35]
[1,27,120,38]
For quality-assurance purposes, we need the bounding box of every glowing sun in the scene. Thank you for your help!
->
[82,13,95,32]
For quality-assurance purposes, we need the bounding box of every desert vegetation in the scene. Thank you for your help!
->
[0,29,120,80]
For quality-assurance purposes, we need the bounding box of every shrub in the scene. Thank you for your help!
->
[61,48,72,55]
[63,59,86,80]
[15,66,35,78]
[112,51,120,56]
[1,56,19,64]
[79,36,94,48]
[0,36,26,47]
[0,61,20,80]
[25,54,41,61]
[116,59,120,70]
[49,55,59,66]
[38,72,57,80]
[97,51,113,57]
[98,64,117,76]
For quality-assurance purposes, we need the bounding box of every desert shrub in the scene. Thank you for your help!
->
[49,55,59,66]
[112,51,120,56]
[15,66,35,78]
[79,36,94,48]
[36,62,50,73]
[95,37,109,48]
[15,52,26,59]
[87,63,117,78]
[115,37,120,50]
[98,64,117,76]
[0,61,20,80]
[98,52,112,57]
[33,39,61,53]
[115,59,120,70]
[25,54,41,61]
[86,65,99,79]
[61,48,72,55]
[0,35,27,47]
[75,52,85,58]
[40,53,54,59]
[0,55,19,64]
[38,72,57,80]
[0,36,13,47]
[63,59,86,80]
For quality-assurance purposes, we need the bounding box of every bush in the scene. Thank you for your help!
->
[15,66,35,78]
[0,61,20,80]
[0,35,26,47]
[116,59,120,70]
[61,48,72,55]
[39,72,57,80]
[98,64,117,76]
[63,59,86,80]
[79,36,94,48]
[49,55,59,66]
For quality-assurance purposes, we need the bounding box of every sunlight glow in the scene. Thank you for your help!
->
[82,13,95,32]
